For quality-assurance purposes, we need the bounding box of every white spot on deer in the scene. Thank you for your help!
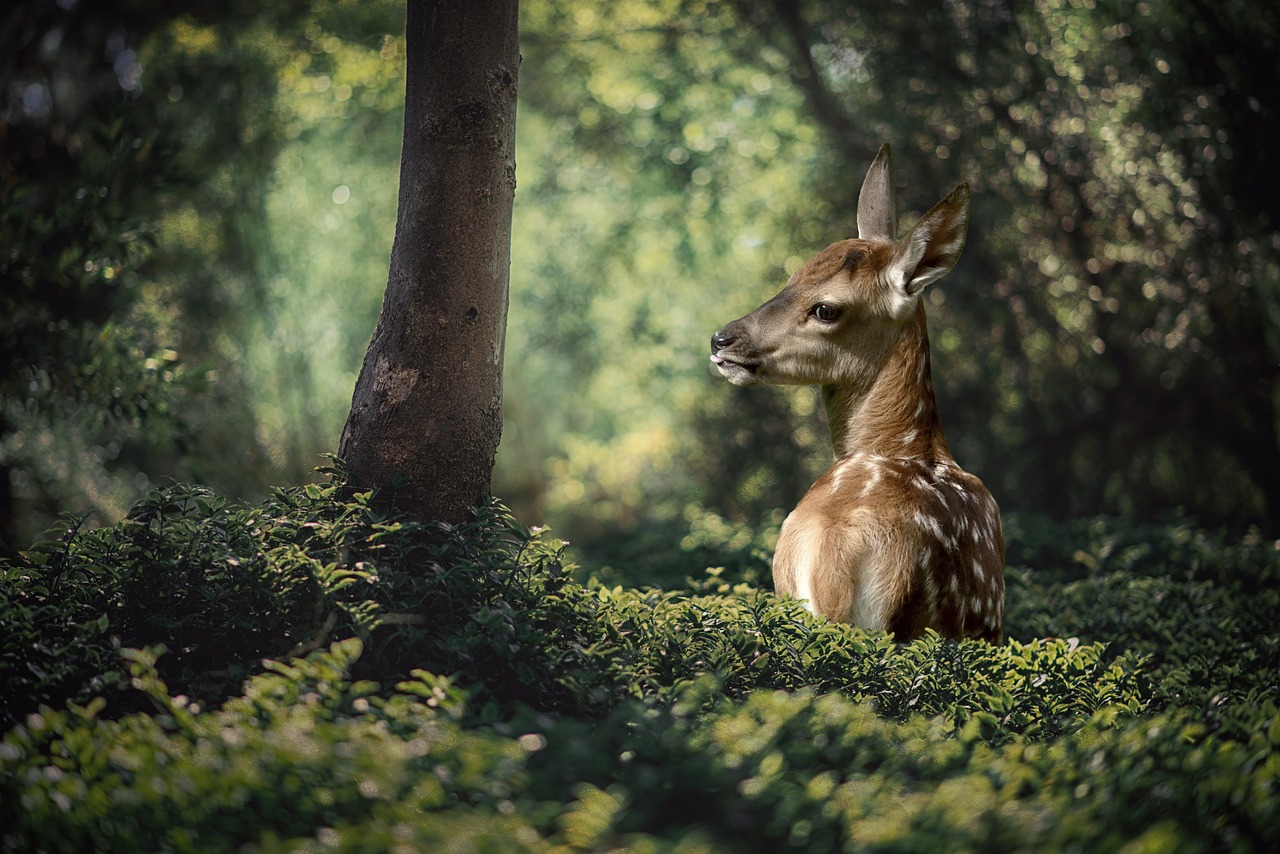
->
[912,476,942,502]
[900,428,918,447]
[914,511,944,542]
[972,560,986,582]
[858,462,883,499]
[829,460,849,494]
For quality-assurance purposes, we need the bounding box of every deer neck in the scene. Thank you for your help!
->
[822,303,951,463]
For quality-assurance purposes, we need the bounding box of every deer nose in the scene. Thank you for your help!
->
[711,330,736,354]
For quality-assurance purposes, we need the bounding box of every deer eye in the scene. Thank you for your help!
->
[810,303,842,323]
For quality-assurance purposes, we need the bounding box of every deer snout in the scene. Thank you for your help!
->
[710,325,760,386]
[710,330,736,355]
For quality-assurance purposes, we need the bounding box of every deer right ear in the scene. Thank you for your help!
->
[857,144,897,242]
[883,182,971,316]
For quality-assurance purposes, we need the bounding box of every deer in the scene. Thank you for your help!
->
[709,144,1004,643]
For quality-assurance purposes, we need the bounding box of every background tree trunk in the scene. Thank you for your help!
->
[339,0,519,523]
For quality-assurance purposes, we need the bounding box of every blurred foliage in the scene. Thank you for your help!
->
[2,0,314,549]
[507,0,1280,555]
[1,0,408,550]
[3,0,1279,563]
[2,483,1278,849]
[1,5,199,550]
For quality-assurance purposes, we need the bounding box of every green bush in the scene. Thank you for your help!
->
[3,640,1276,852]
[1,472,595,725]
[1002,514,1280,721]
[2,476,1153,739]
[2,640,542,853]
[2,477,1278,850]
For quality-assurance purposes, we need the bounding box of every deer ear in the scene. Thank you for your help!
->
[857,144,897,242]
[885,182,970,311]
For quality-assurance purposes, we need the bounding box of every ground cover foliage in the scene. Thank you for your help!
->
[2,475,1278,851]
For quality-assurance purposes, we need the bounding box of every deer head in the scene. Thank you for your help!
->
[710,144,970,394]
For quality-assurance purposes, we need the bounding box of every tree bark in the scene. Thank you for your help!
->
[339,0,519,524]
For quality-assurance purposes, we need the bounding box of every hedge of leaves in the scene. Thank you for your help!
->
[2,474,1278,850]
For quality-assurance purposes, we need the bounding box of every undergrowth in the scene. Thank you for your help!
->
[2,471,1278,850]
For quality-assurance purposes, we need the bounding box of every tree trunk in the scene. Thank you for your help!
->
[339,0,519,524]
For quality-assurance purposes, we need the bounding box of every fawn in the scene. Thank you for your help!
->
[710,145,1004,643]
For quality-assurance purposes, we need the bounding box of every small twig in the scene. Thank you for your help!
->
[378,612,427,626]
[285,609,339,659]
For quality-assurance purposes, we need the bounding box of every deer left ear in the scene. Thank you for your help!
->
[884,182,970,312]
[857,144,897,242]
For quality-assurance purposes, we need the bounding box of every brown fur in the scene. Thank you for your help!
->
[711,146,1004,643]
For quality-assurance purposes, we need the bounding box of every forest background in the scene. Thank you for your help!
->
[4,0,1278,564]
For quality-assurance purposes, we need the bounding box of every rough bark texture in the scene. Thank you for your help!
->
[339,0,519,523]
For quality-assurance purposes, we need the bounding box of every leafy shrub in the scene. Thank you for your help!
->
[1,640,544,853]
[3,639,1277,852]
[0,473,593,725]
[3,475,1153,743]
[2,477,1279,849]
[1002,514,1280,722]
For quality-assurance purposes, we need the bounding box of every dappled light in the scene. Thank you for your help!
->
[503,0,1280,554]
[4,0,1279,555]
